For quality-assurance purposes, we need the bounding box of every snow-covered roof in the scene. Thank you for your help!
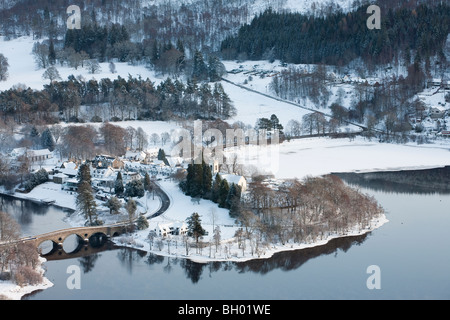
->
[431,105,446,112]
[219,173,246,185]
[27,149,52,156]
[53,173,69,178]
[61,162,77,170]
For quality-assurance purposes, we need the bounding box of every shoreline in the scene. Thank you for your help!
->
[114,213,389,264]
[0,257,54,301]
[1,159,443,299]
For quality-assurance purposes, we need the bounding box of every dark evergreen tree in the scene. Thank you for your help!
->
[208,56,225,82]
[192,50,208,81]
[40,128,55,151]
[270,114,284,134]
[77,163,92,185]
[76,181,98,226]
[126,179,145,198]
[218,179,230,208]
[48,39,56,66]
[202,160,212,198]
[144,172,152,192]
[29,126,40,148]
[114,171,124,195]
[226,183,242,217]
[186,212,206,245]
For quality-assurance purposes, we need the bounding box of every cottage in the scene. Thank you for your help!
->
[57,161,78,178]
[10,147,27,158]
[430,106,446,119]
[122,171,142,183]
[53,173,68,184]
[27,149,53,162]
[112,158,124,169]
[154,222,188,237]
[219,173,247,193]
[124,151,147,162]
[62,178,79,192]
[10,148,53,162]
[155,223,172,237]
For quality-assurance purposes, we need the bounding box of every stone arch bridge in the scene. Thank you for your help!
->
[19,223,129,254]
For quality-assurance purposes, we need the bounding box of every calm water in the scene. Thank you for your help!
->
[2,176,450,300]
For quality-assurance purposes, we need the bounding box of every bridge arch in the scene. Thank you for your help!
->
[26,224,130,256]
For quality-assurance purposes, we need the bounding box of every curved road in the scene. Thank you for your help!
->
[148,181,171,219]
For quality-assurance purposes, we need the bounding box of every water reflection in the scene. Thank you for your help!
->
[0,194,73,236]
[335,166,450,195]
[134,233,371,284]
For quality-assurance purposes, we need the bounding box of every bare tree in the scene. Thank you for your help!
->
[86,59,102,74]
[150,133,160,146]
[136,127,148,151]
[42,66,61,83]
[32,42,49,69]
[0,211,20,244]
[0,53,9,81]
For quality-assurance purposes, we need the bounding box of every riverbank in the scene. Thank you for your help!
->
[0,257,54,300]
[114,212,389,263]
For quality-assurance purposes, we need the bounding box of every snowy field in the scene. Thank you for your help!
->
[224,136,450,179]
[0,36,163,92]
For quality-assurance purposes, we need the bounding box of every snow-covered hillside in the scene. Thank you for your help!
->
[0,37,160,92]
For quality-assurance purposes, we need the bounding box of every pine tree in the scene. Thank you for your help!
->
[48,39,56,66]
[227,183,242,217]
[76,181,97,226]
[192,50,208,81]
[77,163,92,186]
[202,160,212,198]
[40,128,55,151]
[144,172,152,192]
[114,171,124,195]
[29,126,40,148]
[218,179,230,208]
[136,215,149,230]
[211,174,222,203]
[186,212,206,246]
[208,56,226,82]
[270,114,284,134]
[125,179,145,198]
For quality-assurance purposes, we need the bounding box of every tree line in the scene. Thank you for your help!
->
[220,3,450,67]
[0,75,235,126]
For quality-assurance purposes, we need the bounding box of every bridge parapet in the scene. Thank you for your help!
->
[14,224,130,251]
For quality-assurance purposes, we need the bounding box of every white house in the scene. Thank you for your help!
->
[124,150,147,162]
[219,173,247,193]
[430,106,446,119]
[52,173,68,184]
[27,149,53,162]
[154,222,188,237]
[10,147,27,158]
[10,148,53,162]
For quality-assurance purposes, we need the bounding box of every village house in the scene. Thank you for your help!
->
[56,161,78,178]
[62,178,79,192]
[219,173,247,193]
[154,222,188,237]
[10,148,53,162]
[429,106,447,119]
[52,173,68,184]
[27,149,53,162]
